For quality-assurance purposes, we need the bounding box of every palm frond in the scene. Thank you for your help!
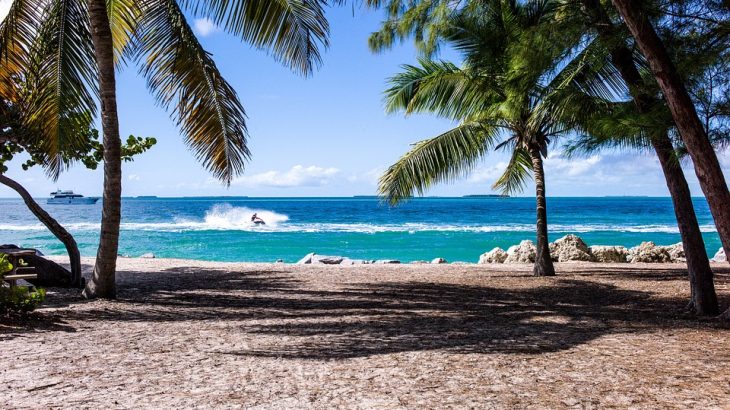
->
[492,147,531,195]
[107,0,140,66]
[378,121,498,205]
[0,0,44,100]
[385,59,501,120]
[23,0,98,178]
[180,0,330,75]
[135,0,250,184]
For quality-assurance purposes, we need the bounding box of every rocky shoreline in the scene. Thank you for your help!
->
[294,235,727,265]
[479,234,726,264]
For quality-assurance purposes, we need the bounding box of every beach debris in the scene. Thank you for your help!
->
[431,258,447,264]
[590,246,629,263]
[504,240,536,263]
[479,247,507,264]
[312,255,344,265]
[628,242,672,263]
[297,253,316,264]
[296,253,372,265]
[339,258,371,265]
[549,235,596,262]
[711,248,726,263]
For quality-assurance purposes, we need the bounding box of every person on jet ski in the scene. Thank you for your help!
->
[251,213,265,225]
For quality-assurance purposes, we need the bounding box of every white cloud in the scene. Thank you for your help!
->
[347,167,385,185]
[233,165,340,188]
[544,154,601,177]
[467,161,509,184]
[128,174,141,181]
[193,18,218,37]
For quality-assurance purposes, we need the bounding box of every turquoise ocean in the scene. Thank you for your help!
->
[0,197,721,263]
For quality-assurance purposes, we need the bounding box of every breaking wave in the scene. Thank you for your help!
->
[0,213,717,235]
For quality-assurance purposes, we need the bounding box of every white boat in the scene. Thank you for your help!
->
[47,190,99,205]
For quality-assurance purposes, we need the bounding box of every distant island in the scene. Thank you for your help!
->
[462,194,510,198]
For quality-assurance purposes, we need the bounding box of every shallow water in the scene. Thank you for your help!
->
[0,196,720,262]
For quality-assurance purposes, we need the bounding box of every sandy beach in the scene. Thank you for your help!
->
[1,257,729,409]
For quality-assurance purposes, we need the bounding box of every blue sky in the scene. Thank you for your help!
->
[1,2,728,198]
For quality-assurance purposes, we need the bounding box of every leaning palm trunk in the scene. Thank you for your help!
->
[652,136,718,315]
[582,0,719,315]
[0,173,83,287]
[611,0,730,260]
[528,145,555,277]
[83,0,121,299]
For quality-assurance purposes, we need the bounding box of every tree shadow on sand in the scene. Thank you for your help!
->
[22,263,726,359]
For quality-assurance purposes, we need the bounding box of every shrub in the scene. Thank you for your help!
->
[0,254,45,314]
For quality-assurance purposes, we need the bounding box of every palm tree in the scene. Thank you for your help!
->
[561,0,720,316]
[609,0,730,260]
[378,3,587,276]
[0,0,334,298]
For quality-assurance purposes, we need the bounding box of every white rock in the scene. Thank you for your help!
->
[590,246,629,263]
[375,259,401,264]
[663,242,685,262]
[628,242,672,263]
[297,252,315,264]
[431,257,447,264]
[550,234,595,262]
[479,247,507,264]
[139,252,155,259]
[711,248,726,263]
[312,255,344,265]
[409,260,429,264]
[504,240,536,263]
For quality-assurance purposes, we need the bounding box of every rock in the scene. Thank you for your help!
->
[275,259,284,263]
[550,234,596,262]
[504,240,536,263]
[628,242,672,263]
[711,248,726,263]
[549,235,588,261]
[663,243,685,262]
[140,253,156,259]
[311,255,344,265]
[590,246,629,263]
[375,259,401,264]
[479,247,507,264]
[297,252,315,264]
[0,245,74,287]
[431,257,447,264]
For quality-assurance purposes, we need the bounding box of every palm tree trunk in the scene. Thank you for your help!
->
[529,146,555,277]
[652,137,718,315]
[611,0,730,261]
[583,0,720,315]
[83,0,121,299]
[0,173,83,287]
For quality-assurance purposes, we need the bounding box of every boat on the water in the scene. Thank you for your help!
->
[47,190,99,205]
